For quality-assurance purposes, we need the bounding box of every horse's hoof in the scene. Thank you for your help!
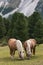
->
[10,56,14,60]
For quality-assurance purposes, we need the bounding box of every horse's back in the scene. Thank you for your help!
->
[29,39,36,48]
[29,39,36,44]
[23,39,36,48]
[8,38,16,49]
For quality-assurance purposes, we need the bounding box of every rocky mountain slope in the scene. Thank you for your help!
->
[36,0,43,17]
[0,0,43,17]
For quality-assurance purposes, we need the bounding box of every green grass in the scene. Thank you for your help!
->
[0,44,43,65]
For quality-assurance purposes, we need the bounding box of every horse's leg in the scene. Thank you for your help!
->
[33,46,36,55]
[31,48,32,53]
[13,50,15,57]
[10,48,14,59]
[25,48,27,57]
[25,49,29,58]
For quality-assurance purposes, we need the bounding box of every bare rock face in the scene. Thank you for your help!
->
[8,0,21,8]
[0,0,21,15]
[0,0,43,18]
[0,0,21,8]
[36,0,43,17]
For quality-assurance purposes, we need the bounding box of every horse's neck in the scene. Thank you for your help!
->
[26,40,31,51]
[16,40,23,52]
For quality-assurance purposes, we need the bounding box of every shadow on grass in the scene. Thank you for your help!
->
[0,57,25,62]
[31,54,43,60]
[0,55,42,62]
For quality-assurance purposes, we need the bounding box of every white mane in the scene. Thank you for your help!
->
[16,40,24,54]
[26,40,31,55]
[26,40,31,49]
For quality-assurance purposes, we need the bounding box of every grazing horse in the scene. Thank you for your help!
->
[23,39,36,58]
[8,38,24,59]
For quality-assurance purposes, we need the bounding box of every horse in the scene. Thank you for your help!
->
[8,38,24,59]
[23,39,37,58]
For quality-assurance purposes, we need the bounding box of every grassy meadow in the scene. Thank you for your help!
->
[0,44,43,65]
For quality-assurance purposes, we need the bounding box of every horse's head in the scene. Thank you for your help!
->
[26,45,31,58]
[19,50,24,59]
